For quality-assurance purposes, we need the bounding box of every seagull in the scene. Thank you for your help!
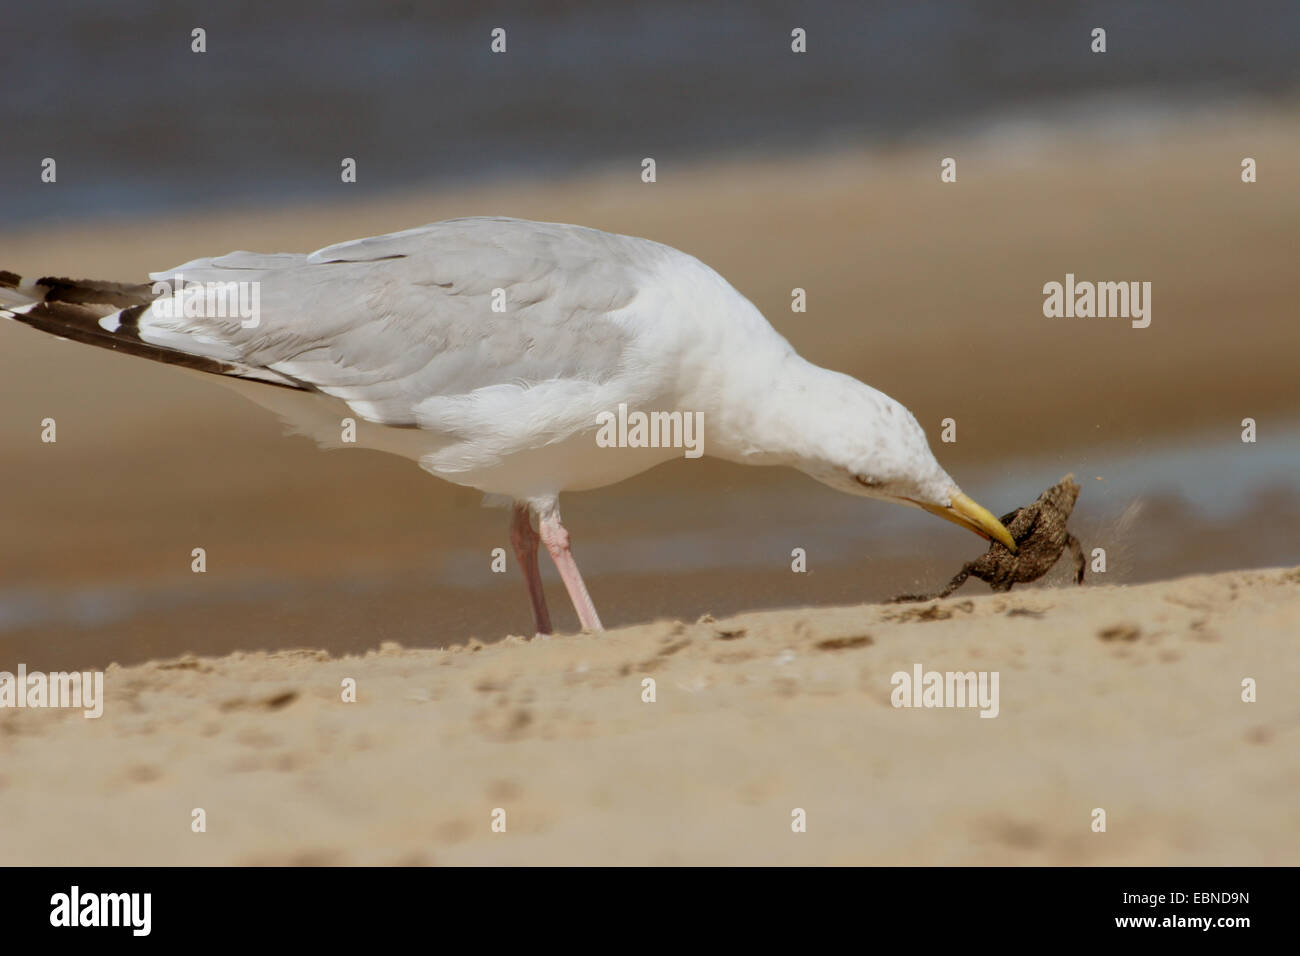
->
[1,217,1014,635]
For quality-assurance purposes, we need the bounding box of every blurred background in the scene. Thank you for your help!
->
[2,0,1298,668]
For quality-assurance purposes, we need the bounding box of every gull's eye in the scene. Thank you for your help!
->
[855,475,883,489]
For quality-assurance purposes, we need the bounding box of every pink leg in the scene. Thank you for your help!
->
[538,511,603,632]
[510,504,552,635]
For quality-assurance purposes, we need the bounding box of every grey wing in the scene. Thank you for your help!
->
[140,218,654,430]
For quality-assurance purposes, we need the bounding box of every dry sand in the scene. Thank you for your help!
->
[2,566,1297,865]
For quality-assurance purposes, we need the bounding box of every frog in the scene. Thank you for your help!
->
[892,475,1085,602]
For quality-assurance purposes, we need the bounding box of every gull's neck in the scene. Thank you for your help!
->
[700,346,855,469]
[668,269,883,474]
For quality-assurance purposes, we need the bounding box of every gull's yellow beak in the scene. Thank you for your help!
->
[913,490,1017,553]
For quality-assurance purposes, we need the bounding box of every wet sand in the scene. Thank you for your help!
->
[2,566,1297,865]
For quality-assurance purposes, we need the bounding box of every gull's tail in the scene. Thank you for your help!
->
[0,270,302,389]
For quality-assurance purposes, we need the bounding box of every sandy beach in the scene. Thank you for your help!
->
[1,107,1298,866]
[2,566,1297,866]
[2,109,1299,657]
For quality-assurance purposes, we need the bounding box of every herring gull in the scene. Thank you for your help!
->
[1,217,1015,634]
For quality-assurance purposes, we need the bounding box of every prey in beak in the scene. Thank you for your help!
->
[909,490,1018,553]
[893,475,1084,602]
